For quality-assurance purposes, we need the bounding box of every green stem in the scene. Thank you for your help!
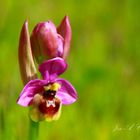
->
[28,119,39,140]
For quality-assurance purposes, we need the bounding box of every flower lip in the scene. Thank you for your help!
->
[38,96,61,116]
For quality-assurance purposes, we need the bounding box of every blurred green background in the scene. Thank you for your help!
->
[0,0,140,139]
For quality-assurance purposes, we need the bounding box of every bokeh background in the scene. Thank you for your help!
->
[0,0,140,139]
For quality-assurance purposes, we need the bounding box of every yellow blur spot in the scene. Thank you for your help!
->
[51,83,61,91]
[44,83,61,92]
[44,84,51,91]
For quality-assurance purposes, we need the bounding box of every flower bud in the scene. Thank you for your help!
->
[31,16,72,64]
[18,21,37,85]
[31,21,64,64]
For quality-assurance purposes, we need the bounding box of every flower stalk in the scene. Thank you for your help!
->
[28,119,39,140]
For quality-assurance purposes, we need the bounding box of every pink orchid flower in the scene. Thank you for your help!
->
[17,57,77,122]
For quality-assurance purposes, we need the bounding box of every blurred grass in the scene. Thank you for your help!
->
[0,0,140,139]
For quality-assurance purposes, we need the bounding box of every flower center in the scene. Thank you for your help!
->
[38,97,60,115]
[43,82,61,100]
[38,82,61,113]
[43,90,56,100]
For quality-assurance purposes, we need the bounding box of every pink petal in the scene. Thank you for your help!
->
[56,78,77,105]
[57,16,72,59]
[39,57,67,81]
[17,79,47,107]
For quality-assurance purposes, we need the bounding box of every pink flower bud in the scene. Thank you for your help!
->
[31,16,72,63]
[18,21,37,85]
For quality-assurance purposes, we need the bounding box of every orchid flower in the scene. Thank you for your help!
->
[31,16,72,63]
[17,57,77,122]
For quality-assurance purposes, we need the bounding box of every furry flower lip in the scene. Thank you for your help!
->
[17,57,77,122]
[30,16,72,63]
